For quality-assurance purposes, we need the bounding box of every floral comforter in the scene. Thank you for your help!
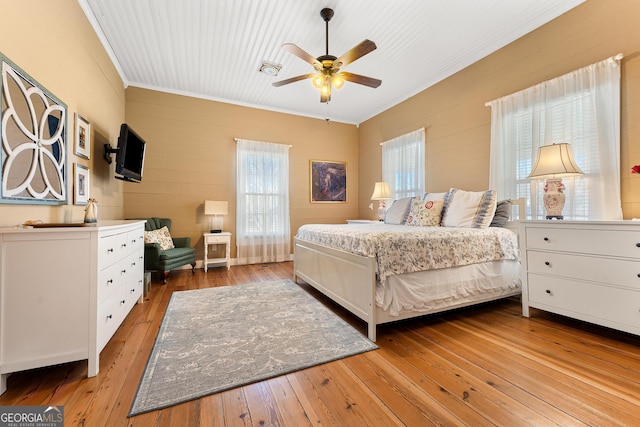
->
[296,223,519,282]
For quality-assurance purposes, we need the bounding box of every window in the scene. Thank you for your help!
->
[382,128,425,199]
[236,139,290,264]
[488,55,622,220]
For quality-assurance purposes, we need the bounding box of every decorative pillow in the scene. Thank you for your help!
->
[405,199,444,227]
[384,197,414,225]
[441,188,497,228]
[423,191,448,202]
[490,200,512,227]
[144,226,175,250]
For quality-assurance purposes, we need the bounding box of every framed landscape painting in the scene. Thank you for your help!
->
[310,160,347,203]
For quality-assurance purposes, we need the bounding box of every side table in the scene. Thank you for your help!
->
[203,232,231,272]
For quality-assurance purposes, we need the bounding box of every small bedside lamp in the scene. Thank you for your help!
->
[528,143,583,219]
[370,182,392,221]
[205,200,228,233]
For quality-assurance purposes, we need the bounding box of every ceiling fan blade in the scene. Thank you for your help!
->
[282,43,322,69]
[340,71,382,88]
[272,73,315,87]
[334,39,377,68]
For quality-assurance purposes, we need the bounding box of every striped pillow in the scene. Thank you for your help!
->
[441,189,497,228]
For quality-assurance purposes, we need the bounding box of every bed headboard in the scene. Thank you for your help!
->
[505,197,525,234]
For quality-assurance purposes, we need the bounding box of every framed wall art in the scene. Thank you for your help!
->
[0,53,67,204]
[74,163,90,205]
[310,160,347,203]
[74,113,91,159]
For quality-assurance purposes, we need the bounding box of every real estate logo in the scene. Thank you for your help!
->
[0,405,63,427]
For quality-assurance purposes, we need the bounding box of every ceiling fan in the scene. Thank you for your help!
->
[273,7,382,103]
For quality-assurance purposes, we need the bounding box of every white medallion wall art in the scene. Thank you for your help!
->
[0,53,67,204]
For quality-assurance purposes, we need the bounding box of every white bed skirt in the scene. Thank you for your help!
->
[378,260,521,317]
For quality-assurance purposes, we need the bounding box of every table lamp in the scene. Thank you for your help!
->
[370,182,392,221]
[528,143,583,219]
[204,200,228,233]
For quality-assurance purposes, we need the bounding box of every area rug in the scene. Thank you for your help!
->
[129,279,377,416]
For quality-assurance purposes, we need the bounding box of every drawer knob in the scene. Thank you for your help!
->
[544,261,550,266]
[106,314,113,320]
[107,248,114,253]
[546,289,551,294]
[107,279,113,284]
[121,300,126,304]
[636,243,640,248]
[543,237,549,242]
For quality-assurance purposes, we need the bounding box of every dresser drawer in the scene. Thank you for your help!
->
[97,287,128,351]
[527,251,640,290]
[99,232,129,266]
[128,228,145,254]
[97,258,127,301]
[526,227,640,258]
[528,274,640,328]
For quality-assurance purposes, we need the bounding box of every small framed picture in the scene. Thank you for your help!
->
[310,160,347,203]
[74,113,91,159]
[74,163,90,205]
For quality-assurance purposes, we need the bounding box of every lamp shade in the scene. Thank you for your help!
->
[204,200,228,216]
[370,182,392,200]
[528,143,584,178]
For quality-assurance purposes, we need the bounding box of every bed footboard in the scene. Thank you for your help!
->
[293,237,378,341]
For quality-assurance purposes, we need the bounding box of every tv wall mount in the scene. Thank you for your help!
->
[103,144,119,164]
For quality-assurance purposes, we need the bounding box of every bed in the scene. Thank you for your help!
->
[293,195,524,341]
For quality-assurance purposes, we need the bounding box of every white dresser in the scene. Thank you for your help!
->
[0,220,145,395]
[519,220,640,336]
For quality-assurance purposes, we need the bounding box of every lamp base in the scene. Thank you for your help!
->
[210,229,222,233]
[543,178,566,220]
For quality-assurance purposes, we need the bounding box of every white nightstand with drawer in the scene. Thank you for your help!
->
[204,232,231,272]
[519,220,640,336]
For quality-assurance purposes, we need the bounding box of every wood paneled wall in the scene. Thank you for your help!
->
[0,0,125,227]
[358,0,640,220]
[123,88,358,259]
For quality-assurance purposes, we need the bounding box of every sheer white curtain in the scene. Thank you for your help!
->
[488,54,622,220]
[382,128,425,199]
[236,139,290,264]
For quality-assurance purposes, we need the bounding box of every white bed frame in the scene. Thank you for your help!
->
[293,198,525,341]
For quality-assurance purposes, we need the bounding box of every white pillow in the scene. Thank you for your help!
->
[144,226,175,250]
[384,197,414,224]
[405,199,444,227]
[441,189,497,228]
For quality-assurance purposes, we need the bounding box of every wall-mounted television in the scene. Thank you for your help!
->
[114,123,146,183]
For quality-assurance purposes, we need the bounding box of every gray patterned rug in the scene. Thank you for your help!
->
[129,279,377,416]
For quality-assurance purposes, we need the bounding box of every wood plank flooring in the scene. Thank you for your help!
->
[1,262,640,426]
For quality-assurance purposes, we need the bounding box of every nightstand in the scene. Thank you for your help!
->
[346,219,383,224]
[203,232,231,272]
[519,220,640,336]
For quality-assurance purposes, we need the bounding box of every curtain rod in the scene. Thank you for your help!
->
[484,52,624,107]
[234,138,292,148]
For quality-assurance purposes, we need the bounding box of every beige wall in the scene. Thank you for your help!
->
[358,0,640,220]
[123,88,358,258]
[0,0,125,227]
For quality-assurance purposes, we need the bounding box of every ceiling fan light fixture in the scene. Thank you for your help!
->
[259,61,282,76]
[332,74,344,89]
[312,74,324,88]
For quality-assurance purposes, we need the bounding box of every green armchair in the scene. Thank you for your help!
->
[138,218,196,284]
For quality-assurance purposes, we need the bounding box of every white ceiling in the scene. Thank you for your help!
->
[79,0,584,125]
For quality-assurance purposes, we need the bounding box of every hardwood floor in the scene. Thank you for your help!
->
[2,262,640,426]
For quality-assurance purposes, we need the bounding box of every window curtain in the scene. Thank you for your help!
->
[236,139,290,264]
[382,128,425,199]
[488,54,622,220]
